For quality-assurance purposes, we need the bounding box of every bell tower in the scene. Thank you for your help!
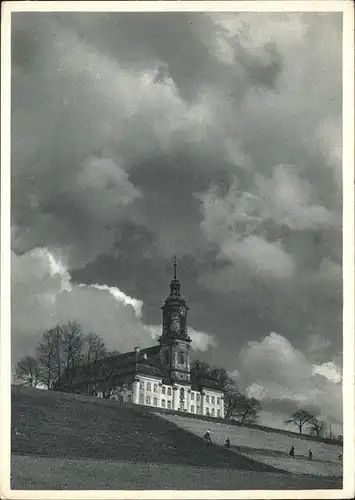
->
[159,257,191,383]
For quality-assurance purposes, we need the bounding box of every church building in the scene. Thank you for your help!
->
[55,259,224,419]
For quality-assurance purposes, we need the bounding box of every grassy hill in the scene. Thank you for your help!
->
[11,387,342,490]
[159,413,343,478]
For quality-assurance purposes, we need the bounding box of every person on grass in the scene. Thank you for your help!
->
[204,429,212,443]
[289,445,295,458]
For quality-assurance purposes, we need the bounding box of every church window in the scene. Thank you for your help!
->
[191,405,195,413]
[179,351,185,364]
[147,382,151,391]
[167,400,171,409]
[217,409,221,418]
[211,408,215,416]
[211,396,215,404]
[146,396,151,405]
[153,384,158,392]
[206,395,210,403]
[167,387,172,396]
[139,381,144,390]
[180,388,184,400]
[162,399,166,408]
[153,397,157,406]
[162,386,166,394]
[191,393,194,401]
[217,397,220,405]
[139,394,144,404]
[196,394,200,402]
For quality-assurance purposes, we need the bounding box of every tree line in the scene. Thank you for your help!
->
[285,409,343,442]
[14,322,118,390]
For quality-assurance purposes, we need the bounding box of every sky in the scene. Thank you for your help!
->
[11,11,342,432]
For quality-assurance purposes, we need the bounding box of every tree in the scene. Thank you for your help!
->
[307,417,326,437]
[226,392,261,424]
[36,322,85,388]
[285,409,316,435]
[14,356,40,387]
[84,333,108,366]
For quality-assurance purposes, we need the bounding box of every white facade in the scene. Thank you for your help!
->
[131,375,224,418]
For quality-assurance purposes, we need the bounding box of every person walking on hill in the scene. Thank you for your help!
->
[289,445,295,458]
[308,449,313,461]
[225,437,231,449]
[204,429,212,444]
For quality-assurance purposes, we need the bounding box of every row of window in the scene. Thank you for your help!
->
[139,382,221,406]
[140,381,159,393]
[139,395,222,417]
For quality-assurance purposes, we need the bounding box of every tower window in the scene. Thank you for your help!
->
[179,351,185,364]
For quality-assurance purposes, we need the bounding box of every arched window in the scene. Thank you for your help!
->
[147,382,151,391]
[191,405,195,413]
[211,396,215,404]
[139,394,144,404]
[153,397,158,406]
[206,395,210,403]
[179,351,185,364]
[206,408,210,416]
[217,409,221,418]
[167,400,171,409]
[139,381,144,390]
[211,408,215,416]
[153,384,158,392]
[162,386,166,395]
[146,396,151,405]
[180,388,185,400]
[162,399,166,408]
[167,387,172,396]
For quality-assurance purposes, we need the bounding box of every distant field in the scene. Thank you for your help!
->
[159,414,343,478]
[11,387,342,490]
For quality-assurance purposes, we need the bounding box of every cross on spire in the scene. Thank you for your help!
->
[173,255,177,280]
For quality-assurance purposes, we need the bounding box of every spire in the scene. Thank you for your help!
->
[169,255,181,298]
[173,255,177,280]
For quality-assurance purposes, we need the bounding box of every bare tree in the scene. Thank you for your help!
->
[285,409,316,435]
[14,356,41,387]
[83,333,108,366]
[62,322,85,382]
[308,417,326,437]
[36,331,58,389]
[36,322,85,388]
